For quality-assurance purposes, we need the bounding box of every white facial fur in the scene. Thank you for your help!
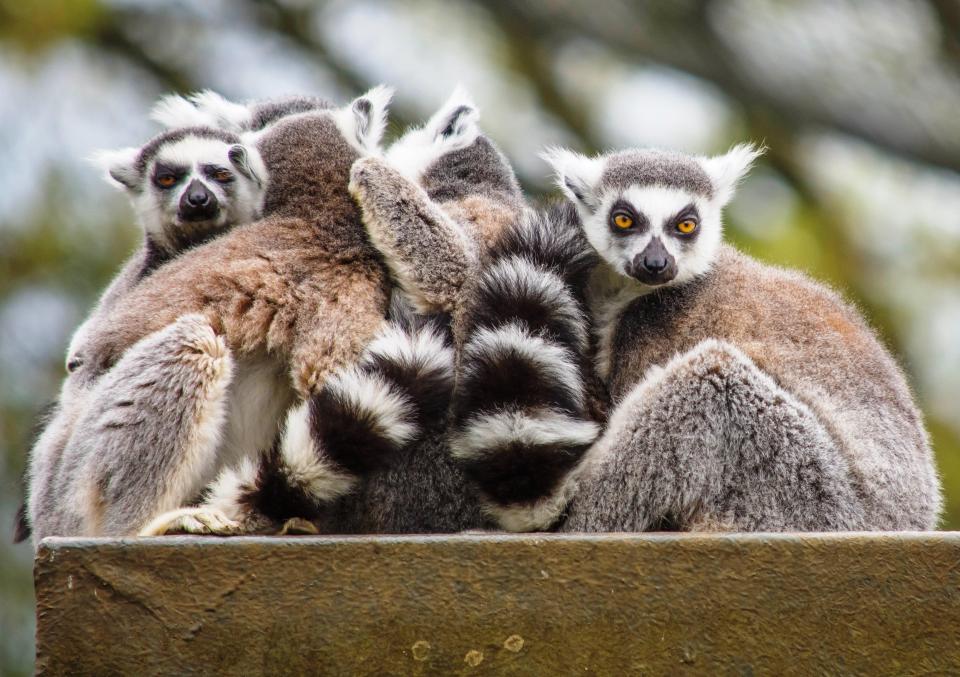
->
[543,143,762,292]
[386,85,481,182]
[586,185,722,287]
[95,136,267,253]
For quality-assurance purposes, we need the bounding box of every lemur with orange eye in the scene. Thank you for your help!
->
[66,126,268,377]
[451,144,942,532]
[157,88,533,535]
[15,126,268,544]
[24,87,401,543]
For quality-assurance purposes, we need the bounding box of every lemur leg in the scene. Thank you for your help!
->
[563,339,867,532]
[51,314,236,538]
[194,315,455,530]
[27,394,87,543]
[349,156,479,313]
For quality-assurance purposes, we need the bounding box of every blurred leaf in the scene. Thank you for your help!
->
[0,0,104,52]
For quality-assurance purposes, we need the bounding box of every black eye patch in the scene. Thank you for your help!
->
[152,162,187,188]
[608,199,647,234]
[202,164,235,183]
[665,203,701,240]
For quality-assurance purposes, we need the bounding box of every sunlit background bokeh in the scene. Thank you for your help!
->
[2,1,960,673]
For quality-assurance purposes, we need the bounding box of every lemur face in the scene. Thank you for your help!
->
[95,128,267,254]
[543,144,762,290]
[139,137,262,249]
[591,184,717,287]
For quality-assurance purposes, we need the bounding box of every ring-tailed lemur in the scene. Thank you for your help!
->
[25,87,397,543]
[15,126,267,544]
[175,88,536,535]
[456,143,942,532]
[66,126,268,374]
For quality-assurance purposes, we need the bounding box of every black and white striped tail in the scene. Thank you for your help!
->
[205,312,454,527]
[451,204,601,531]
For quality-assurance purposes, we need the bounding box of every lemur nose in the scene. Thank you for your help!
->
[643,256,668,273]
[187,188,210,207]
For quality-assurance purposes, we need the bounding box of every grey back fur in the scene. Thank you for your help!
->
[566,245,939,530]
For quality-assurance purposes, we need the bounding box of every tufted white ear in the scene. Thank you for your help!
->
[151,94,214,129]
[384,86,481,179]
[227,144,267,188]
[540,147,605,211]
[151,90,254,132]
[89,146,141,191]
[334,85,394,155]
[700,142,764,206]
[189,90,253,132]
[425,85,480,151]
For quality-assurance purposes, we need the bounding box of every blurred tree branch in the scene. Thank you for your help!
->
[243,0,415,129]
[92,9,197,93]
[482,1,960,173]
[484,1,602,155]
[930,0,960,67]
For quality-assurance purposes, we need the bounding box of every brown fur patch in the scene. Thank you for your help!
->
[444,195,521,256]
[81,112,391,398]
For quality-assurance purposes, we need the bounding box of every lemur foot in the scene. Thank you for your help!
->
[139,508,242,536]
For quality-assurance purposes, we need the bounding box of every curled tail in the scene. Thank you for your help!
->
[205,312,454,528]
[451,204,603,531]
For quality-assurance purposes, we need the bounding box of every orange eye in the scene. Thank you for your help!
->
[677,219,697,234]
[213,169,233,182]
[613,213,634,229]
[156,174,176,188]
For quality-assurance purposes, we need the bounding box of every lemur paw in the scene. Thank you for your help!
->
[349,154,390,186]
[293,363,324,398]
[348,155,405,205]
[139,508,242,537]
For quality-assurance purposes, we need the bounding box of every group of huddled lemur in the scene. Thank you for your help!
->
[15,85,942,548]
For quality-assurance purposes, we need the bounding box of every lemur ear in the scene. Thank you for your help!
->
[335,85,394,154]
[541,147,604,211]
[228,144,267,188]
[150,94,211,129]
[427,86,480,149]
[151,90,252,132]
[190,89,252,134]
[90,147,141,191]
[701,143,765,206]
[189,90,252,132]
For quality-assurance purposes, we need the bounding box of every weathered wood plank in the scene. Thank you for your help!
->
[35,533,960,675]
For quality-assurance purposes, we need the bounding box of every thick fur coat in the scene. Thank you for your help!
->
[26,93,394,543]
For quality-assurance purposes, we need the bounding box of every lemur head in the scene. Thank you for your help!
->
[543,144,763,289]
[154,86,393,221]
[386,87,521,201]
[93,127,268,255]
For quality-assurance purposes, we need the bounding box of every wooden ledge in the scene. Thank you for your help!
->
[35,533,960,675]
